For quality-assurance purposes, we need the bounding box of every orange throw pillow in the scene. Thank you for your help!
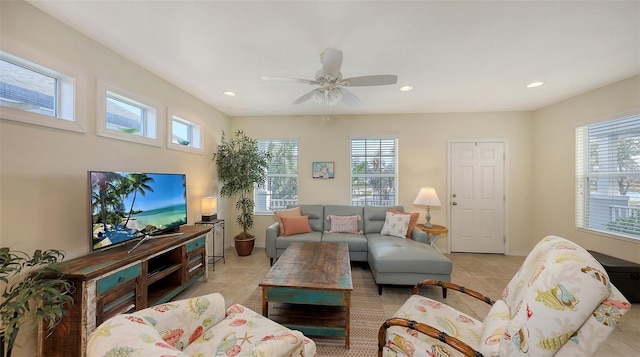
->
[273,206,302,235]
[280,215,313,236]
[388,208,419,238]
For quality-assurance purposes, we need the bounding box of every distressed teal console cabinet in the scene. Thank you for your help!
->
[38,225,211,357]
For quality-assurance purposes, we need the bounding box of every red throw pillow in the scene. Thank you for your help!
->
[388,208,419,238]
[280,215,313,236]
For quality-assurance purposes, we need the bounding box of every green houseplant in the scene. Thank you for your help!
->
[213,130,271,256]
[0,248,74,357]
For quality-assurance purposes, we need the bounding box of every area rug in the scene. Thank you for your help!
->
[242,267,387,356]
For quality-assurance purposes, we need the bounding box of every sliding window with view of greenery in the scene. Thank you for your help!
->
[576,114,640,240]
[351,138,398,206]
[255,139,299,213]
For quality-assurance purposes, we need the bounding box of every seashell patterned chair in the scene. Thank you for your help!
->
[87,292,316,356]
[378,235,631,357]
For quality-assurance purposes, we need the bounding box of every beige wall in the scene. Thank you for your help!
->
[1,1,227,259]
[1,3,227,354]
[532,75,640,263]
[229,112,534,253]
[1,1,638,356]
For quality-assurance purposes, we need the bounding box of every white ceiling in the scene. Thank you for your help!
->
[28,1,640,117]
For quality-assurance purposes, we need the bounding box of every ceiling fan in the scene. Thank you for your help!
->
[262,48,398,107]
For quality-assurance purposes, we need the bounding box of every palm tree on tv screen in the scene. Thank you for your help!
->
[123,173,154,229]
[91,171,123,232]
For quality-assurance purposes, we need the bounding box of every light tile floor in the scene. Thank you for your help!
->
[179,248,639,355]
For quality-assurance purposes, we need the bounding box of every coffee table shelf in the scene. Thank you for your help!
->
[266,303,348,339]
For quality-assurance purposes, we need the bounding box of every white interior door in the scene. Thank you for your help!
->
[449,141,505,253]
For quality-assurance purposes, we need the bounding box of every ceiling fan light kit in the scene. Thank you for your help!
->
[263,48,398,109]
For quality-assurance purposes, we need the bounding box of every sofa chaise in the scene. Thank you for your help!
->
[266,205,452,294]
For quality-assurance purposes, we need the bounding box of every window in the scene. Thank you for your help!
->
[1,58,56,117]
[351,138,398,206]
[576,114,640,240]
[96,80,161,146]
[255,139,299,213]
[0,48,85,132]
[167,110,203,153]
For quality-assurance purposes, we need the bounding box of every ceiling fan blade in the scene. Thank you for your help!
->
[340,88,361,106]
[261,76,318,85]
[292,89,319,105]
[320,48,343,78]
[340,75,398,86]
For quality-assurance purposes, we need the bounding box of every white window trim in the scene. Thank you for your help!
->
[96,79,163,147]
[0,40,87,133]
[167,107,204,154]
[255,138,299,214]
[575,109,640,243]
[349,136,399,206]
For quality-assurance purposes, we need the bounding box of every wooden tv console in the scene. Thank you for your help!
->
[38,225,212,357]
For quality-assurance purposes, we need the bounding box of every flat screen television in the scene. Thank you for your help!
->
[90,171,187,251]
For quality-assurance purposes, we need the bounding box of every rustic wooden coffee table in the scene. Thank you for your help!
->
[260,241,353,348]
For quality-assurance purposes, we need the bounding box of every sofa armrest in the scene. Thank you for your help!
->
[410,227,429,244]
[88,293,227,355]
[250,329,309,356]
[379,317,481,357]
[266,222,280,258]
[87,314,189,357]
[138,293,227,335]
[414,279,495,305]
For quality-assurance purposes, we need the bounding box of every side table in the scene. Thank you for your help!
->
[195,219,225,270]
[415,223,448,253]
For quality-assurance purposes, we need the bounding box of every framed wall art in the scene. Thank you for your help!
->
[312,161,334,179]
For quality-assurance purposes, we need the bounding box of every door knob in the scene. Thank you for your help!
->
[452,202,458,205]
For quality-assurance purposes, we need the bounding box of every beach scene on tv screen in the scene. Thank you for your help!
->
[91,172,187,250]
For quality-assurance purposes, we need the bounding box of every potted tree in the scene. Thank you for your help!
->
[0,248,74,357]
[213,130,271,256]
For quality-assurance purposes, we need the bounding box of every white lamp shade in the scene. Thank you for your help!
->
[413,186,441,207]
[201,197,217,215]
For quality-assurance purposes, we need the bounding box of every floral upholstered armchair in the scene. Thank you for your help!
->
[378,235,631,357]
[87,292,316,356]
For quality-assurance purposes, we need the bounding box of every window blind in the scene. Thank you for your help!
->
[575,115,640,239]
[255,139,298,213]
[350,138,398,206]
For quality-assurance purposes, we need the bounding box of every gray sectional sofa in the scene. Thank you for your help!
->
[265,204,452,294]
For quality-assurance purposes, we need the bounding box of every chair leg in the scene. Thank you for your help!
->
[442,287,447,298]
[270,258,273,266]
[378,284,383,295]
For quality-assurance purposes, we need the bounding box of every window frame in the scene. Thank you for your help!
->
[0,41,87,133]
[167,108,203,154]
[254,138,299,214]
[350,137,399,206]
[96,79,163,147]
[575,112,640,242]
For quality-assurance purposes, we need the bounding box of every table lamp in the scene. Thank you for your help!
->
[413,186,441,228]
[201,196,217,221]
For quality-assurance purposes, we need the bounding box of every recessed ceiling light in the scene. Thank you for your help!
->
[223,91,237,96]
[399,85,414,92]
[526,81,545,88]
